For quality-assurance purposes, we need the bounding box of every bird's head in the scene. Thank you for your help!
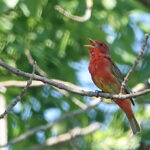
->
[84,38,110,56]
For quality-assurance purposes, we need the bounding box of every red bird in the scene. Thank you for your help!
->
[85,38,140,134]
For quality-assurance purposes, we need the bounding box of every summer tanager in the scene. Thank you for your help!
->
[84,38,140,134]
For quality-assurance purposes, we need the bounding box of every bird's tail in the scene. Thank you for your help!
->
[115,99,140,134]
[127,116,140,135]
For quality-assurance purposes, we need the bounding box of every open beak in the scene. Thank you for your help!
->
[84,38,96,48]
[88,38,96,46]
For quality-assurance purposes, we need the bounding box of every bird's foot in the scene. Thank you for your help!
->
[95,90,104,97]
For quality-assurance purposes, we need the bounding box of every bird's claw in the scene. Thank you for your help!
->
[95,90,104,97]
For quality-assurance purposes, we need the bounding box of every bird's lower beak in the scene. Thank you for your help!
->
[84,38,95,48]
[84,45,94,48]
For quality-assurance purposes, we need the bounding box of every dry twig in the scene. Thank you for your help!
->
[120,34,149,94]
[54,0,93,22]
[25,49,47,77]
[0,61,36,119]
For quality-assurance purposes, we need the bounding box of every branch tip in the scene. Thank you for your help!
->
[120,33,149,95]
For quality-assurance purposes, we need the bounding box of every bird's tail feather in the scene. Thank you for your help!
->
[127,116,140,135]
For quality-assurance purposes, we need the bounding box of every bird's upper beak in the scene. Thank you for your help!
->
[84,38,96,48]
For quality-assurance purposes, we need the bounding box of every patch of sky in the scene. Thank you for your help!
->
[30,97,41,112]
[61,101,70,112]
[36,131,45,144]
[44,108,61,122]
[88,109,97,120]
[115,63,130,75]
[83,96,93,104]
[12,100,22,113]
[130,22,144,53]
[42,85,51,98]
[69,60,98,90]
[130,12,150,53]
[130,13,150,24]
[98,102,118,114]
[21,103,32,120]
[102,24,118,44]
[51,89,62,99]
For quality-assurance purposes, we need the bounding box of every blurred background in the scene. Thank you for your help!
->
[0,0,150,149]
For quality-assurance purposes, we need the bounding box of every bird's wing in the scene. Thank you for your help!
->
[109,58,135,105]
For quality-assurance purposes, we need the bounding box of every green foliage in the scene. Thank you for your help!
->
[0,0,150,149]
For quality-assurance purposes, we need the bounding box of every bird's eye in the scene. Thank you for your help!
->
[98,43,104,47]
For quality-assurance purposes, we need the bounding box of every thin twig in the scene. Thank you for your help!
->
[132,78,150,92]
[0,61,36,119]
[0,99,100,147]
[25,49,47,77]
[54,0,93,22]
[120,34,149,94]
[0,59,150,100]
[26,122,100,150]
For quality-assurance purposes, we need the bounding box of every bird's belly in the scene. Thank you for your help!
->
[90,66,120,94]
[93,75,118,93]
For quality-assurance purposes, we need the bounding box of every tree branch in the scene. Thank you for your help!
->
[54,0,93,22]
[0,99,100,147]
[0,59,150,100]
[0,77,149,98]
[0,61,36,119]
[120,34,149,94]
[26,122,100,150]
